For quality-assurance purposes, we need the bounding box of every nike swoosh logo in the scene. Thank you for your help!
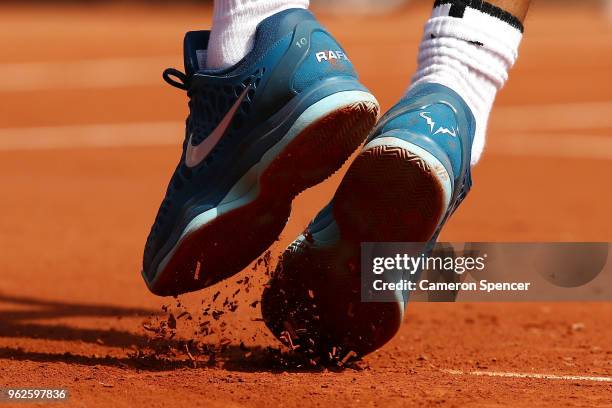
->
[185,84,251,168]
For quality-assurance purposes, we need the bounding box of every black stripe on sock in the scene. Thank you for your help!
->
[431,33,484,46]
[433,0,524,32]
[448,3,466,18]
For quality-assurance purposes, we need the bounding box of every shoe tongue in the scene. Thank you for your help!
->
[183,30,210,75]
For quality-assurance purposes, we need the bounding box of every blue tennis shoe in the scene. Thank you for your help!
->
[142,9,379,296]
[261,83,475,359]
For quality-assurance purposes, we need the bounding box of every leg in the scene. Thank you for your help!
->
[409,0,530,164]
[488,0,531,21]
[262,0,531,359]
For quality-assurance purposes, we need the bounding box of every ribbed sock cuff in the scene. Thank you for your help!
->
[433,0,524,32]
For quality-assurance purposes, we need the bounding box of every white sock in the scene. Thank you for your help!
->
[408,0,523,165]
[207,0,310,70]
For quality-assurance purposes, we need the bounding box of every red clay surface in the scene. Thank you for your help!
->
[1,2,611,407]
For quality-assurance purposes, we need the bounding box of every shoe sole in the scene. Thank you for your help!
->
[262,135,452,358]
[333,136,452,243]
[333,135,452,351]
[145,91,379,296]
[333,136,452,352]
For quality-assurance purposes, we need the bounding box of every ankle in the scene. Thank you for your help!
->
[409,0,524,165]
[207,0,310,70]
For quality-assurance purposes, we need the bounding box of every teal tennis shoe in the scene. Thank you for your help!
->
[262,83,475,359]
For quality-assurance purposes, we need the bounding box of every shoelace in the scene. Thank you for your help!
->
[163,68,189,91]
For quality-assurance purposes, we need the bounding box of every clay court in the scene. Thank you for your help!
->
[0,1,611,406]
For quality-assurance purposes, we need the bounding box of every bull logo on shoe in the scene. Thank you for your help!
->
[419,111,457,137]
